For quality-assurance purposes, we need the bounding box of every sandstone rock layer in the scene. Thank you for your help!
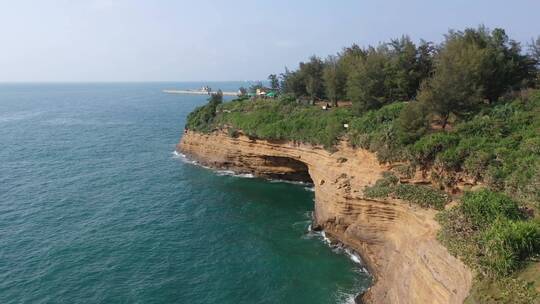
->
[178,130,472,304]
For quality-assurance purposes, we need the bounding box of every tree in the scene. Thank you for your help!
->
[268,74,280,91]
[449,27,536,102]
[347,47,390,114]
[530,36,540,63]
[280,68,306,98]
[381,36,436,102]
[415,40,435,82]
[323,55,346,106]
[248,82,264,94]
[209,90,223,107]
[417,36,485,129]
[185,90,223,131]
[300,56,325,104]
[386,35,421,100]
[529,36,540,86]
[238,87,247,97]
[344,39,434,114]
[480,28,535,102]
[338,44,366,78]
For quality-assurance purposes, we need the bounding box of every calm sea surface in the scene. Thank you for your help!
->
[0,83,370,304]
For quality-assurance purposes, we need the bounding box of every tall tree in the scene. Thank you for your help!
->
[530,36,540,63]
[386,35,420,100]
[280,67,306,98]
[384,36,435,101]
[268,74,280,91]
[347,47,390,114]
[480,28,535,102]
[529,36,540,86]
[323,55,346,106]
[338,44,366,80]
[209,90,223,107]
[418,36,485,128]
[453,27,536,102]
[300,56,325,104]
[416,39,435,84]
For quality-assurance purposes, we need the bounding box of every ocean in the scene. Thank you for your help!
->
[0,83,370,304]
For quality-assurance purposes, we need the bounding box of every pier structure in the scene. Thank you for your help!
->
[163,89,239,96]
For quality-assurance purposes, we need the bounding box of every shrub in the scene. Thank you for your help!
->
[392,164,415,179]
[411,132,460,164]
[437,189,539,283]
[467,276,540,304]
[397,101,430,144]
[364,172,448,209]
[349,103,408,162]
[394,184,448,209]
[463,150,493,179]
[363,172,399,198]
[480,219,540,276]
[185,92,223,132]
[185,104,217,132]
[436,207,480,267]
[435,146,466,170]
[461,190,522,229]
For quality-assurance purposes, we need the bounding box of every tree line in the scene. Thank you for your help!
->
[271,26,540,124]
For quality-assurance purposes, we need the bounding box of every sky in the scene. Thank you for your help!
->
[1,0,539,82]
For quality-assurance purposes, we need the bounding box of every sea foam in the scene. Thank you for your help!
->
[172,151,255,178]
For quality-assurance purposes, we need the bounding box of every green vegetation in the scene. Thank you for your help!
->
[213,98,352,148]
[466,275,539,304]
[187,86,540,205]
[438,190,540,302]
[185,91,223,132]
[364,172,449,209]
[185,26,540,301]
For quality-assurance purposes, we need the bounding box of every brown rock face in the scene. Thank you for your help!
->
[178,130,472,304]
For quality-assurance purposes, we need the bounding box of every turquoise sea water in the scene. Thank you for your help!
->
[0,83,370,304]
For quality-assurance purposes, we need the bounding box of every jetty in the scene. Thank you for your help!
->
[163,89,239,96]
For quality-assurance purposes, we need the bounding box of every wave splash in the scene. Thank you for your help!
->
[305,213,371,304]
[172,151,255,178]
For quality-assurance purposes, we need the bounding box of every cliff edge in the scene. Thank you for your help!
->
[178,130,472,304]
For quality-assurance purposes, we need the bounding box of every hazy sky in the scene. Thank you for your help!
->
[1,0,539,82]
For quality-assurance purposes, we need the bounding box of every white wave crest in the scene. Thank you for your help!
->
[307,226,368,269]
[215,170,255,178]
[337,292,357,304]
[172,151,255,179]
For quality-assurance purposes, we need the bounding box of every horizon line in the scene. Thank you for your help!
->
[0,80,265,84]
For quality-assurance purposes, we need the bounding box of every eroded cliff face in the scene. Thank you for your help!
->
[178,130,472,304]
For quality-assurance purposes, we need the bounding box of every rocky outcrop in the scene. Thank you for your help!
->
[178,130,472,304]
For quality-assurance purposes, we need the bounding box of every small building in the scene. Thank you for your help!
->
[255,88,277,98]
[266,91,277,98]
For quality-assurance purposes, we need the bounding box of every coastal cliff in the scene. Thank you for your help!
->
[178,130,472,304]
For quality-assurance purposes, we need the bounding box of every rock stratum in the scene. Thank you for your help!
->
[178,130,472,304]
